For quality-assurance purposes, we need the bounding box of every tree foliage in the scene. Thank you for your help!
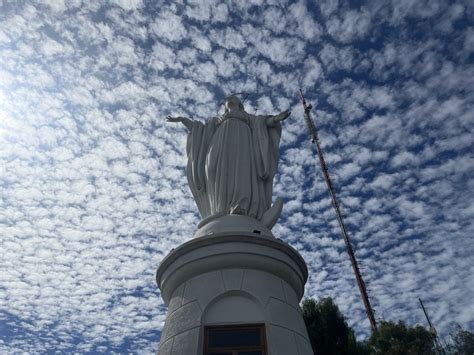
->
[301,297,368,355]
[302,297,474,355]
[366,320,436,355]
[446,325,474,355]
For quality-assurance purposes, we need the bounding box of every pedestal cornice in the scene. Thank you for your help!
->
[156,232,308,304]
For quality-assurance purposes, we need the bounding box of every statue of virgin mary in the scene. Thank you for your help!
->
[167,96,290,229]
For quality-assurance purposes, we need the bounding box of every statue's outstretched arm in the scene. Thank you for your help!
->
[166,116,193,131]
[266,110,291,127]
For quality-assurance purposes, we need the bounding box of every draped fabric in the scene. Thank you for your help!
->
[186,113,281,223]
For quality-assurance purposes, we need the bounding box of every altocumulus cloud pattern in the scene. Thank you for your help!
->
[0,0,473,353]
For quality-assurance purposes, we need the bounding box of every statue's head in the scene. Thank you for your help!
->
[224,96,245,113]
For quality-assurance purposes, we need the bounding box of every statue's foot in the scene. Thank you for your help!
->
[261,197,283,229]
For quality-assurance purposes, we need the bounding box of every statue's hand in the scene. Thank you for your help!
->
[273,110,291,123]
[166,116,193,131]
[166,116,185,123]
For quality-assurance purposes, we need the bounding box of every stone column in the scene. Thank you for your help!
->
[156,215,313,355]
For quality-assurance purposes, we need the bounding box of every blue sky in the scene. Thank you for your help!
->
[0,0,473,353]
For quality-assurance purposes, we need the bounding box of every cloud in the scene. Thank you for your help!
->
[150,12,187,42]
[0,0,473,352]
[109,0,144,12]
[327,9,372,43]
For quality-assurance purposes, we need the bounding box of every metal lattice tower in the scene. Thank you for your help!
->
[299,89,377,331]
[419,298,446,354]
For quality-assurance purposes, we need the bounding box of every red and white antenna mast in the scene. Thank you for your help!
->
[299,88,377,331]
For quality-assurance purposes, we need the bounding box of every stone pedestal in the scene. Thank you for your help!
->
[156,216,312,355]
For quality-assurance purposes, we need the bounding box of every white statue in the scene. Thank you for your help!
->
[167,96,290,229]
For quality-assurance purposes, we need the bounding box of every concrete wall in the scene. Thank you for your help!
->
[156,233,313,355]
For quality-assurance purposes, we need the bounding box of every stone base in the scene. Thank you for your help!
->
[156,232,313,355]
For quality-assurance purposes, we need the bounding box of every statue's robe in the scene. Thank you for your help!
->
[186,112,281,225]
